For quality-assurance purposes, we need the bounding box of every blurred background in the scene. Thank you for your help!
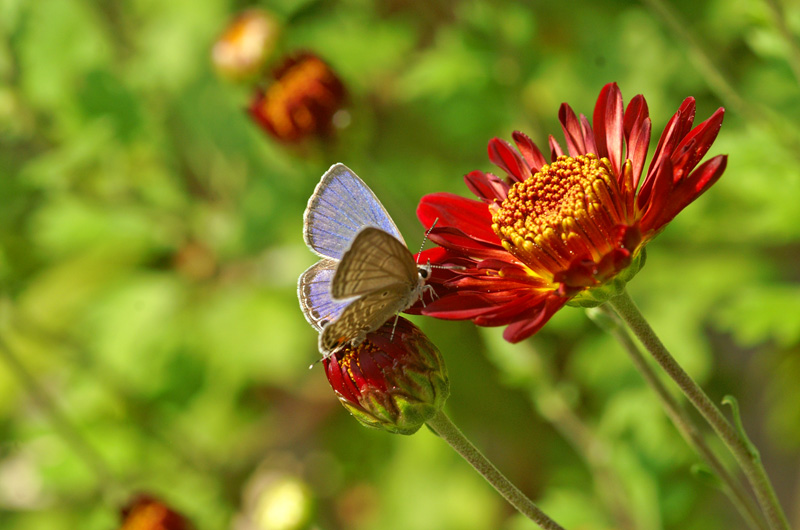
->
[1,0,800,529]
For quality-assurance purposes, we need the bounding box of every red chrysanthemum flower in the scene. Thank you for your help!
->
[248,52,346,143]
[415,83,727,343]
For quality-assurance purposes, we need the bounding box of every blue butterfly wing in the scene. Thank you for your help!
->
[303,163,404,260]
[298,259,351,331]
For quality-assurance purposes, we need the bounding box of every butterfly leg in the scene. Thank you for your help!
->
[389,314,400,341]
[419,284,438,308]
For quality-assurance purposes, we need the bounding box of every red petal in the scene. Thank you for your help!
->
[617,224,643,252]
[502,296,568,342]
[475,260,550,285]
[428,227,506,256]
[325,356,361,403]
[414,245,453,266]
[512,131,547,172]
[623,94,649,138]
[640,155,727,234]
[674,97,697,138]
[682,153,727,197]
[549,135,564,159]
[451,274,545,292]
[592,82,624,176]
[637,156,674,226]
[646,97,696,185]
[553,259,598,289]
[464,170,510,203]
[580,114,597,155]
[474,291,553,326]
[594,248,632,282]
[475,258,521,270]
[623,94,651,190]
[671,108,724,183]
[488,138,530,183]
[417,193,499,245]
[421,293,498,319]
[559,103,587,156]
[357,348,388,391]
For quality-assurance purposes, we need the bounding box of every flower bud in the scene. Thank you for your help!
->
[323,317,449,435]
[212,9,282,81]
[119,494,192,530]
[248,52,346,143]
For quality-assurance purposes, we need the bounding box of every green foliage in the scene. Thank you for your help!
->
[1,0,799,528]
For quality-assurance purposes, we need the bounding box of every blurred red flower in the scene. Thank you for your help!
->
[249,52,346,143]
[119,495,191,530]
[211,8,282,81]
[415,83,726,343]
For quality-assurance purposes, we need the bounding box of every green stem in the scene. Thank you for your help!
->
[763,0,800,88]
[641,0,800,158]
[426,410,565,530]
[0,336,124,503]
[15,314,218,476]
[608,290,789,530]
[596,305,767,530]
[522,343,639,530]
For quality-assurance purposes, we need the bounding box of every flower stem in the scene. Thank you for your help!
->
[519,341,638,530]
[0,335,124,503]
[608,290,789,530]
[762,0,800,87]
[426,410,565,530]
[595,305,767,530]
[641,0,800,158]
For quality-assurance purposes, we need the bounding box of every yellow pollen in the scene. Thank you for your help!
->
[340,342,378,380]
[491,154,618,260]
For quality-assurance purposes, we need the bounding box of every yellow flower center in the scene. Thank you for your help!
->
[491,154,625,278]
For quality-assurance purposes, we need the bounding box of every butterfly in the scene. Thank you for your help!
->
[298,163,432,356]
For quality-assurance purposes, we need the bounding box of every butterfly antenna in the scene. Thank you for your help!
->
[308,357,323,370]
[415,217,440,264]
[414,217,463,270]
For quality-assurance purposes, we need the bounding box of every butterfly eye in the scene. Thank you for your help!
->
[418,267,430,280]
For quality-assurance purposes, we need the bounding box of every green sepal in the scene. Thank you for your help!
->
[567,249,646,308]
[337,334,450,436]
